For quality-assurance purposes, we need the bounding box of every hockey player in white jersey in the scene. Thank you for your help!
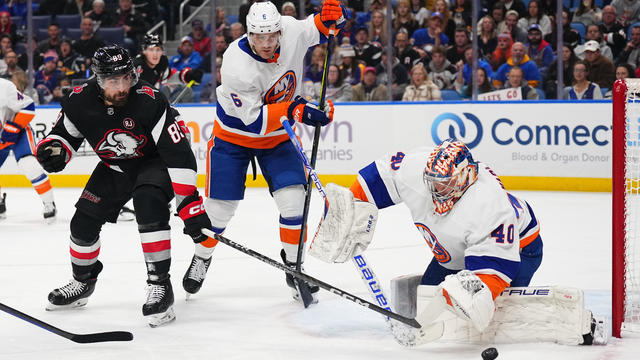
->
[0,77,56,222]
[181,0,344,304]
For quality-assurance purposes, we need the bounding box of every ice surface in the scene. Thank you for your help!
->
[1,188,639,359]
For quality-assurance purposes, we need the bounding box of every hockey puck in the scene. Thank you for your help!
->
[481,347,498,360]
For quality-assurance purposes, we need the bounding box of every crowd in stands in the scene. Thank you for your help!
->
[1,0,640,104]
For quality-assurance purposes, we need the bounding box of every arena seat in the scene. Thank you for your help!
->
[54,14,81,29]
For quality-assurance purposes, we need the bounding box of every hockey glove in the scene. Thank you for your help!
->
[184,68,204,84]
[439,270,495,332]
[177,193,212,243]
[36,139,70,173]
[320,0,346,27]
[0,120,21,150]
[287,96,334,127]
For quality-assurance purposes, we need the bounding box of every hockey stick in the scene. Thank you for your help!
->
[200,228,420,328]
[293,26,337,308]
[0,302,133,343]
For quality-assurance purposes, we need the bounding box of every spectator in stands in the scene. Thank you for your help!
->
[451,0,472,28]
[0,33,11,58]
[394,0,419,38]
[574,25,613,61]
[305,46,326,83]
[215,7,231,42]
[503,9,527,43]
[583,40,616,90]
[337,43,362,85]
[214,34,227,57]
[564,60,603,99]
[491,32,512,71]
[132,0,159,24]
[38,0,66,16]
[433,0,456,40]
[64,0,92,16]
[446,26,470,65]
[0,50,20,78]
[12,69,38,104]
[311,64,352,102]
[620,25,640,69]
[87,0,115,28]
[571,0,602,27]
[282,2,297,17]
[605,64,635,98]
[504,66,539,100]
[116,0,147,56]
[190,19,211,59]
[517,0,551,36]
[538,0,557,17]
[51,76,73,103]
[610,0,640,28]
[37,23,62,56]
[369,0,386,12]
[411,12,449,56]
[459,45,493,85]
[478,15,498,60]
[72,17,105,59]
[58,38,85,77]
[354,26,383,67]
[402,63,441,101]
[0,11,16,44]
[395,30,421,72]
[600,6,626,61]
[169,36,202,71]
[493,41,541,88]
[230,22,245,41]
[410,0,429,27]
[376,50,410,100]
[18,36,42,70]
[5,0,36,22]
[526,24,553,78]
[427,45,457,90]
[491,1,507,32]
[352,66,388,101]
[502,0,527,18]
[34,55,63,104]
[368,9,388,46]
[544,9,581,51]
[455,66,494,99]
[544,44,579,99]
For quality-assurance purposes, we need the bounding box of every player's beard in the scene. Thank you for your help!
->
[104,90,130,107]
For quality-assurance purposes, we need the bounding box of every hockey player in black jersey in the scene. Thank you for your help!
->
[35,45,213,327]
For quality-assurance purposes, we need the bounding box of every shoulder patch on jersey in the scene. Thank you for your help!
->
[69,83,88,97]
[136,85,158,99]
[264,70,296,104]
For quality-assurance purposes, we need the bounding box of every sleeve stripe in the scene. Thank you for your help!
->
[13,111,35,128]
[465,255,520,283]
[151,108,167,143]
[62,113,83,138]
[216,102,264,135]
[357,162,395,209]
[168,168,197,196]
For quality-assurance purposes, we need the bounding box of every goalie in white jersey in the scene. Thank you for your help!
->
[181,0,344,304]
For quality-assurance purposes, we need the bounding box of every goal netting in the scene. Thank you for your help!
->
[613,79,640,337]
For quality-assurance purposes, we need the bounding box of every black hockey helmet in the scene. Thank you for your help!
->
[142,33,163,50]
[91,45,139,88]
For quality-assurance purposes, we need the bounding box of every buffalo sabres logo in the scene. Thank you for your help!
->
[415,223,452,263]
[96,130,147,159]
[264,70,296,104]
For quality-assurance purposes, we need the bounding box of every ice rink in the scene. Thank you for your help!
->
[1,187,639,359]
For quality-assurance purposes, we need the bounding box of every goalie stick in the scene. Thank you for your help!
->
[200,228,421,328]
[0,302,133,343]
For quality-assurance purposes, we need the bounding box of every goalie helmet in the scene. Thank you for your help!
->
[91,45,139,89]
[423,139,478,215]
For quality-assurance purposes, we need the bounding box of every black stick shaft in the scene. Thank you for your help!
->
[202,229,421,328]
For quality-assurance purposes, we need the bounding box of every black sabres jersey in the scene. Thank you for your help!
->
[134,55,171,89]
[44,78,197,184]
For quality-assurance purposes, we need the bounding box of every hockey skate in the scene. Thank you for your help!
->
[182,255,212,299]
[280,250,319,307]
[143,278,175,327]
[117,205,136,222]
[43,201,56,224]
[583,314,608,345]
[47,261,103,311]
[0,193,6,220]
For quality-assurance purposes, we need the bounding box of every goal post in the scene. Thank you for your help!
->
[612,78,640,338]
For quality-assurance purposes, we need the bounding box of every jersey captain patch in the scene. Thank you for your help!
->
[264,70,296,104]
[96,129,147,159]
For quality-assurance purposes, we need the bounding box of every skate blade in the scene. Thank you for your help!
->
[46,298,89,311]
[147,306,176,328]
[44,216,56,225]
[291,288,318,305]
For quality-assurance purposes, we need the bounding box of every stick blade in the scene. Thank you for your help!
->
[70,331,133,343]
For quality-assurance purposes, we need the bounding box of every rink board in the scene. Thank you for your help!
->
[0,100,613,191]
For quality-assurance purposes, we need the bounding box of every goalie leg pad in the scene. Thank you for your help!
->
[309,183,378,263]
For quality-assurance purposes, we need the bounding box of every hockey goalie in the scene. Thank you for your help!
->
[309,139,606,346]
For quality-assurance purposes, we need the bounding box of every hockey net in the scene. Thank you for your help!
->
[613,79,640,337]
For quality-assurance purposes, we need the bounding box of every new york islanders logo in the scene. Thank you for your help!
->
[415,223,451,264]
[96,130,147,159]
[264,70,296,104]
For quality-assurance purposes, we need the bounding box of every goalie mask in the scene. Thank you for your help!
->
[423,139,478,215]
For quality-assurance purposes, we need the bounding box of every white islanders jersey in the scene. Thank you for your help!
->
[355,148,540,284]
[0,78,35,128]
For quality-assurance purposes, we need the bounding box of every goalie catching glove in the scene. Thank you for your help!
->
[309,183,378,263]
[177,192,212,243]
